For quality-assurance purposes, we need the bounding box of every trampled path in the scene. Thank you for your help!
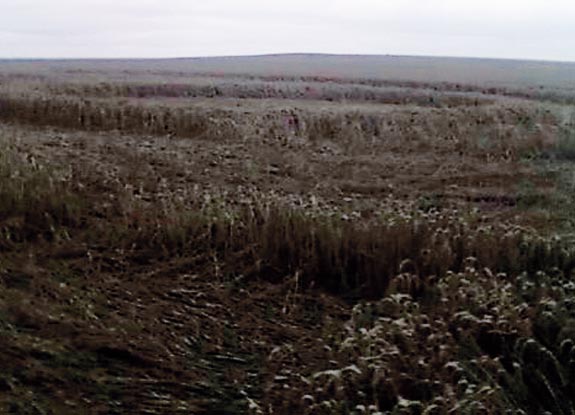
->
[0,238,349,413]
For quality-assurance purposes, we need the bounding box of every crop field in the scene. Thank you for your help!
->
[1,54,575,414]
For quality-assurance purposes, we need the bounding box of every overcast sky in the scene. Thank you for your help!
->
[1,0,574,62]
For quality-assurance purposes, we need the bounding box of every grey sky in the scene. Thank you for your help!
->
[1,0,574,61]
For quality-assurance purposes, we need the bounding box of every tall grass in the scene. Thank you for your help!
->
[3,69,575,414]
[1,123,573,296]
[41,80,490,107]
[98,185,575,299]
[554,127,575,160]
[0,138,83,247]
[0,92,560,161]
[0,94,237,139]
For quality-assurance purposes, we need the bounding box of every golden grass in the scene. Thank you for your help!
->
[0,91,564,163]
[1,120,573,297]
[2,69,575,413]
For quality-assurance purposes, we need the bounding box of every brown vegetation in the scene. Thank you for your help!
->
[1,58,575,414]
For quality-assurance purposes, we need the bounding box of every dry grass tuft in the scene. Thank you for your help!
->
[0,137,83,248]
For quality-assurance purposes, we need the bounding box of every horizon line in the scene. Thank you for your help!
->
[1,52,575,65]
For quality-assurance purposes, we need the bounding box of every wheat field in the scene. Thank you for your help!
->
[1,55,575,414]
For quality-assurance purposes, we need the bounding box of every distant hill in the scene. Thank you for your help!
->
[1,54,575,89]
